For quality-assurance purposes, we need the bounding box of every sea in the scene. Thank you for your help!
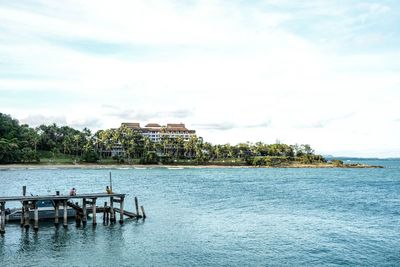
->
[0,159,399,266]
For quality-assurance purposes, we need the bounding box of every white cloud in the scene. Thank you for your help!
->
[0,0,399,157]
[20,114,67,126]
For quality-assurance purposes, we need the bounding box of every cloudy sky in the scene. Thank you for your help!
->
[1,0,399,157]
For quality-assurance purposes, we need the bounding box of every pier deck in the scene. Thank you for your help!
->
[0,193,126,202]
[0,186,146,235]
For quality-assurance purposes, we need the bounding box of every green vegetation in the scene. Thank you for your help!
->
[0,112,330,166]
[0,113,39,163]
[331,159,344,167]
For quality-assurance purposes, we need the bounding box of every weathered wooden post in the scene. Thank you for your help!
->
[20,202,25,227]
[141,206,146,219]
[20,186,26,228]
[135,197,139,217]
[109,171,113,192]
[0,202,5,234]
[54,201,59,226]
[63,200,68,228]
[119,197,124,224]
[33,201,39,231]
[82,198,87,226]
[75,202,81,227]
[110,197,115,223]
[75,212,81,227]
[24,202,30,229]
[103,202,107,225]
[106,206,110,224]
[92,198,97,226]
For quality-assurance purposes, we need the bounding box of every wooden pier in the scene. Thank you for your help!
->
[0,186,146,234]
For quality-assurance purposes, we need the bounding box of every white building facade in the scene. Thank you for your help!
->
[121,122,196,142]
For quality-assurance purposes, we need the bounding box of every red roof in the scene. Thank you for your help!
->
[145,123,161,127]
[121,122,195,134]
[121,122,141,129]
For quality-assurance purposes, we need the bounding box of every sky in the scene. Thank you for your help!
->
[0,0,399,158]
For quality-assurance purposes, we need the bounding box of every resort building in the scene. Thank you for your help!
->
[121,122,196,142]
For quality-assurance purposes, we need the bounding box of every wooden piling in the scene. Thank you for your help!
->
[75,210,81,227]
[119,197,124,224]
[82,198,87,226]
[110,197,115,223]
[54,201,59,226]
[140,206,146,219]
[135,197,139,217]
[106,206,110,224]
[103,202,107,225]
[20,201,25,227]
[34,201,39,231]
[92,198,97,226]
[0,202,5,234]
[109,171,113,192]
[63,200,68,228]
[24,202,30,229]
[75,202,81,227]
[21,186,26,228]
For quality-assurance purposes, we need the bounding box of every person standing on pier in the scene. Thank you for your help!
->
[106,186,112,194]
[69,187,77,196]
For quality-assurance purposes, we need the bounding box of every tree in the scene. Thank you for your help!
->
[184,135,197,159]
[81,149,99,163]
[0,113,20,140]
[0,113,39,163]
[237,143,250,159]
[0,112,326,166]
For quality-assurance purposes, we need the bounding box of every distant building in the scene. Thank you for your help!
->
[121,122,196,142]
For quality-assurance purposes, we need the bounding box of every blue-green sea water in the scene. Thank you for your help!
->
[0,159,399,266]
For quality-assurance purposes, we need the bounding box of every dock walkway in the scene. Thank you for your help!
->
[0,192,126,202]
[0,186,146,234]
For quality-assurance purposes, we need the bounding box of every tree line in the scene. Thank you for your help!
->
[0,113,326,165]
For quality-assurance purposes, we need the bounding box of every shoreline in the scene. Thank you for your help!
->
[0,163,383,170]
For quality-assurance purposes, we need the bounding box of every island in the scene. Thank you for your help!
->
[0,113,383,168]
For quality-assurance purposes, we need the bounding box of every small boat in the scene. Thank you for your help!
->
[6,200,76,222]
[167,167,184,170]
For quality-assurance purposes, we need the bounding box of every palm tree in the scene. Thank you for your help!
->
[143,136,154,156]
[194,137,205,162]
[214,145,222,159]
[73,134,81,157]
[98,129,113,157]
[184,136,197,158]
[175,136,185,159]
[27,129,40,153]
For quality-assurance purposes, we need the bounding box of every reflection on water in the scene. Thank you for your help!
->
[3,219,133,266]
[0,161,399,266]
